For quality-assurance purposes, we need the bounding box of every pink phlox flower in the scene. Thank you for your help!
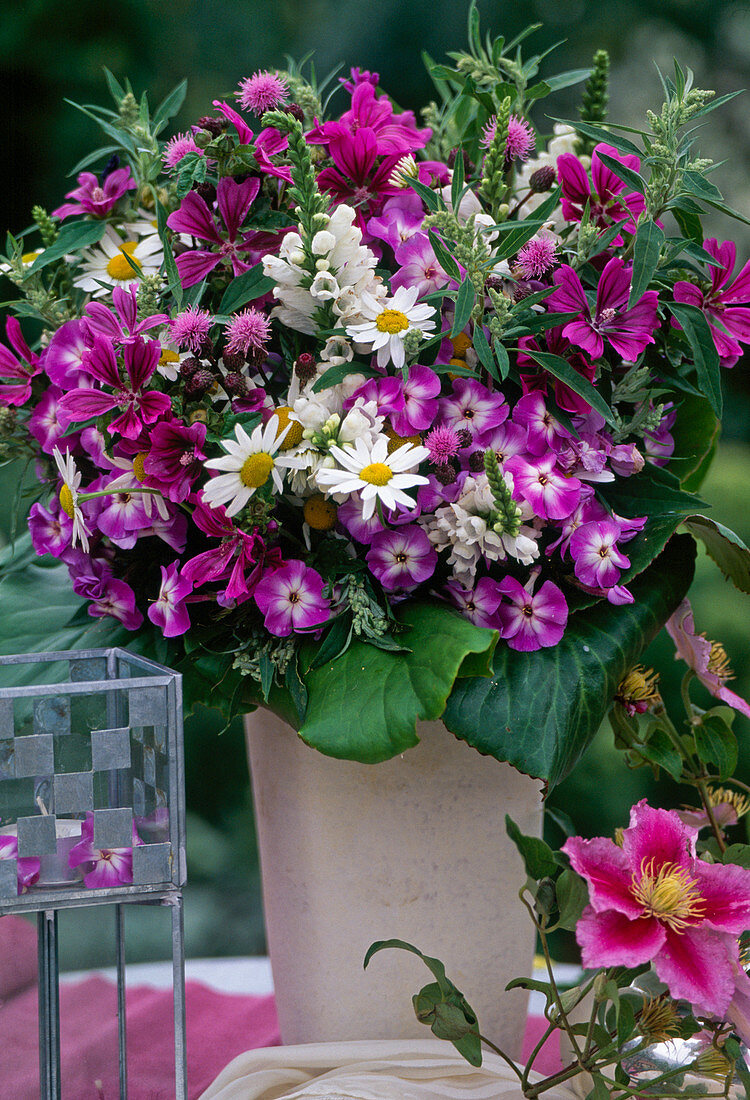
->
[182,499,276,603]
[473,422,528,472]
[481,114,535,164]
[237,71,289,114]
[389,366,441,435]
[163,132,204,170]
[170,306,214,352]
[506,453,582,521]
[609,442,645,477]
[344,375,403,422]
[337,494,385,545]
[0,316,42,406]
[544,485,597,558]
[444,576,504,629]
[438,377,509,440]
[391,233,452,298]
[310,81,430,156]
[84,285,168,346]
[556,433,614,483]
[254,559,331,636]
[666,598,750,719]
[44,319,94,389]
[367,193,425,252]
[516,237,557,279]
[547,257,659,361]
[58,335,171,440]
[562,799,750,1020]
[0,835,40,893]
[68,811,142,889]
[88,576,143,631]
[366,525,437,590]
[518,328,597,416]
[556,143,646,241]
[224,308,271,356]
[417,472,466,512]
[511,391,571,456]
[53,166,136,220]
[166,175,261,288]
[569,518,630,590]
[29,386,74,456]
[148,562,192,637]
[96,489,151,545]
[29,501,74,559]
[314,125,404,227]
[144,419,207,503]
[673,238,750,367]
[495,569,568,651]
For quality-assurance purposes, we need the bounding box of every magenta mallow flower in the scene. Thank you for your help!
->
[53,166,136,220]
[547,257,659,361]
[166,175,261,288]
[556,143,646,240]
[310,80,431,157]
[182,499,279,603]
[666,599,750,720]
[58,335,171,440]
[506,454,581,521]
[170,306,213,352]
[0,316,42,406]
[84,285,168,347]
[237,71,289,114]
[444,577,504,629]
[254,560,331,636]
[0,835,40,894]
[366,525,437,590]
[481,114,535,163]
[144,419,207,503]
[495,571,568,651]
[68,812,141,889]
[562,800,750,1024]
[224,308,271,356]
[516,237,557,279]
[673,238,750,367]
[148,563,192,637]
[44,319,92,389]
[163,132,204,170]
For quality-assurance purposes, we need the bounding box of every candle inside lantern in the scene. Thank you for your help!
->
[0,818,84,888]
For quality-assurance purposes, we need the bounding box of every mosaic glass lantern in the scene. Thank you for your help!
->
[0,647,187,1100]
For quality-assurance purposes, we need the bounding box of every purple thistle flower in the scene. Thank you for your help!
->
[444,577,504,629]
[0,835,40,894]
[68,812,141,889]
[170,306,214,352]
[53,167,136,221]
[254,560,331,636]
[481,114,535,162]
[224,308,271,356]
[569,519,630,589]
[516,237,557,279]
[144,420,207,503]
[495,572,568,652]
[547,257,660,362]
[148,563,192,637]
[424,425,462,465]
[237,71,289,114]
[163,132,204,170]
[366,525,437,590]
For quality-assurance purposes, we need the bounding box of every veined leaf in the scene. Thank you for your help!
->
[596,152,647,196]
[683,514,750,594]
[629,220,665,307]
[218,263,274,314]
[669,301,722,418]
[554,118,642,158]
[520,349,616,426]
[451,276,476,337]
[26,220,107,276]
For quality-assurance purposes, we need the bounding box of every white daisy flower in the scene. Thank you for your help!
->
[315,436,429,521]
[73,227,163,297]
[202,415,297,516]
[346,285,436,370]
[53,446,92,551]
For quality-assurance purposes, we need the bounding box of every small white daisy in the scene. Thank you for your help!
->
[346,285,436,370]
[73,227,163,297]
[202,416,297,516]
[315,435,429,520]
[53,446,92,551]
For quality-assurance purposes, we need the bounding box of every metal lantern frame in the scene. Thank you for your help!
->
[0,647,187,1100]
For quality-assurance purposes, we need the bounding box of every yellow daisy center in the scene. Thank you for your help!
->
[359,462,393,486]
[132,453,148,483]
[375,309,410,334]
[106,241,142,281]
[22,251,40,265]
[59,485,75,519]
[631,859,704,932]
[274,407,304,450]
[159,348,180,369]
[303,495,338,531]
[240,452,273,488]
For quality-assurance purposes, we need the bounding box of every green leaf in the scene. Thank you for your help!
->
[451,277,476,337]
[683,514,750,594]
[680,170,723,203]
[311,361,380,393]
[26,220,107,275]
[450,147,465,213]
[555,118,642,157]
[669,301,722,418]
[600,462,705,521]
[427,229,462,282]
[555,869,589,931]
[297,603,497,763]
[595,152,647,196]
[519,349,615,426]
[505,815,558,880]
[218,263,275,314]
[637,727,684,781]
[694,714,738,781]
[471,323,498,380]
[544,68,592,93]
[668,394,719,489]
[493,339,510,380]
[408,177,444,212]
[629,220,665,307]
[443,535,696,787]
[152,78,188,132]
[722,844,750,869]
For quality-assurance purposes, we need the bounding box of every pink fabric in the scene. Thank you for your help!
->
[0,916,561,1097]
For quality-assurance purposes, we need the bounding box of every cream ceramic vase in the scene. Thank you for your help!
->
[244,709,543,1060]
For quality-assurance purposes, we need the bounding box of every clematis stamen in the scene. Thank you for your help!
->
[631,858,704,932]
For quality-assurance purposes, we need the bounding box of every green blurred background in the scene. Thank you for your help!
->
[1,0,750,968]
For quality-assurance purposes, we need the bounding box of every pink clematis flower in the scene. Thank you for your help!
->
[563,800,750,1025]
[58,335,171,440]
[0,317,42,406]
[547,257,659,361]
[148,563,192,637]
[53,166,136,220]
[556,143,646,241]
[166,176,261,288]
[673,238,750,367]
[666,599,750,719]
[0,835,40,894]
[68,812,141,889]
[495,571,568,651]
[253,560,331,636]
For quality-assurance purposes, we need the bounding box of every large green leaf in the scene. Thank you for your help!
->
[683,514,750,594]
[296,602,497,763]
[669,301,722,418]
[668,394,720,489]
[442,534,696,788]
